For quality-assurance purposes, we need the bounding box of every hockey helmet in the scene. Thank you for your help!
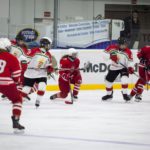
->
[16,33,25,41]
[0,40,5,50]
[68,48,78,59]
[40,37,52,50]
[0,38,11,51]
[118,37,127,45]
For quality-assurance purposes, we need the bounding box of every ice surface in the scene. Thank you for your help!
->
[0,90,150,150]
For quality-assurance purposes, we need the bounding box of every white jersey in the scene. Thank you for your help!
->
[24,51,52,78]
[10,45,30,63]
[10,45,23,58]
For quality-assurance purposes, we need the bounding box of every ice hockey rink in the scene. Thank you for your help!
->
[0,90,150,150]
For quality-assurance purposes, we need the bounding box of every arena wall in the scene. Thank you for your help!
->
[46,49,144,91]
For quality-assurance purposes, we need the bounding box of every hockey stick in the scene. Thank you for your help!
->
[47,73,56,81]
[145,69,149,90]
[28,61,91,71]
[56,61,91,71]
[119,62,150,86]
[65,80,74,105]
[64,61,91,105]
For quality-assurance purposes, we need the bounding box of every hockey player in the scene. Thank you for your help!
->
[130,46,150,101]
[1,34,30,100]
[102,37,134,101]
[11,33,28,53]
[0,38,25,132]
[21,37,54,108]
[12,34,42,98]
[11,34,29,84]
[50,48,82,101]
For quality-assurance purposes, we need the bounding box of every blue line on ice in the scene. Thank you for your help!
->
[0,132,150,147]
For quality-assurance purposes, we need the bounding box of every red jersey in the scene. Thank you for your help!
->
[59,55,80,81]
[0,51,21,85]
[28,47,41,58]
[137,46,150,66]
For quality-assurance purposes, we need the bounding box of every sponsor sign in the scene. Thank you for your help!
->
[48,19,124,49]
[18,28,39,42]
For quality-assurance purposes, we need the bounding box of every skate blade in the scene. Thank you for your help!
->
[101,98,112,101]
[13,129,25,134]
[134,99,142,102]
[73,99,78,102]
[124,100,131,103]
[23,97,30,102]
[65,101,73,104]
[35,106,40,109]
[1,97,8,101]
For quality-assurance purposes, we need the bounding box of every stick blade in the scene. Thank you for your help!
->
[65,101,73,104]
[84,61,91,69]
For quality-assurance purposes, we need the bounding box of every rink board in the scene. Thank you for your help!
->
[47,49,149,91]
[46,83,136,91]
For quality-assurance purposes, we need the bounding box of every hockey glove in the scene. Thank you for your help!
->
[145,65,150,71]
[47,66,54,73]
[110,52,118,63]
[61,73,70,82]
[128,67,134,74]
[15,82,22,91]
[139,58,147,65]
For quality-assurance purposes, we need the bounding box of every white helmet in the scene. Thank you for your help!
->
[40,37,52,51]
[0,40,5,49]
[40,37,52,44]
[0,38,11,50]
[68,48,78,58]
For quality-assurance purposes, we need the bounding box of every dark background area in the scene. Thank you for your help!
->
[105,4,150,48]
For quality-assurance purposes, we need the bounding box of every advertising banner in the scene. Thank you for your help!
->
[49,19,124,49]
[18,28,39,42]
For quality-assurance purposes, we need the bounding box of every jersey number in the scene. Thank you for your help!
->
[0,60,6,73]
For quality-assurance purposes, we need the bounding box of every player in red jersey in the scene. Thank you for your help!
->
[50,48,82,101]
[0,38,25,132]
[130,46,150,101]
[102,37,134,101]
[1,34,30,100]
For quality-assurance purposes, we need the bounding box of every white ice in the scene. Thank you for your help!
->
[0,90,150,150]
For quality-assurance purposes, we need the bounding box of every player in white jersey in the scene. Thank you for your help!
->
[21,37,54,108]
[102,37,134,101]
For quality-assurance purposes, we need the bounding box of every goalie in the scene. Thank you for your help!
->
[50,48,82,100]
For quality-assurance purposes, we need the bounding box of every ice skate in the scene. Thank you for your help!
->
[121,92,131,101]
[1,94,8,100]
[135,94,142,102]
[23,95,31,102]
[102,92,113,101]
[50,94,57,100]
[11,116,25,134]
[35,100,40,108]
[72,95,78,101]
[25,95,31,101]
